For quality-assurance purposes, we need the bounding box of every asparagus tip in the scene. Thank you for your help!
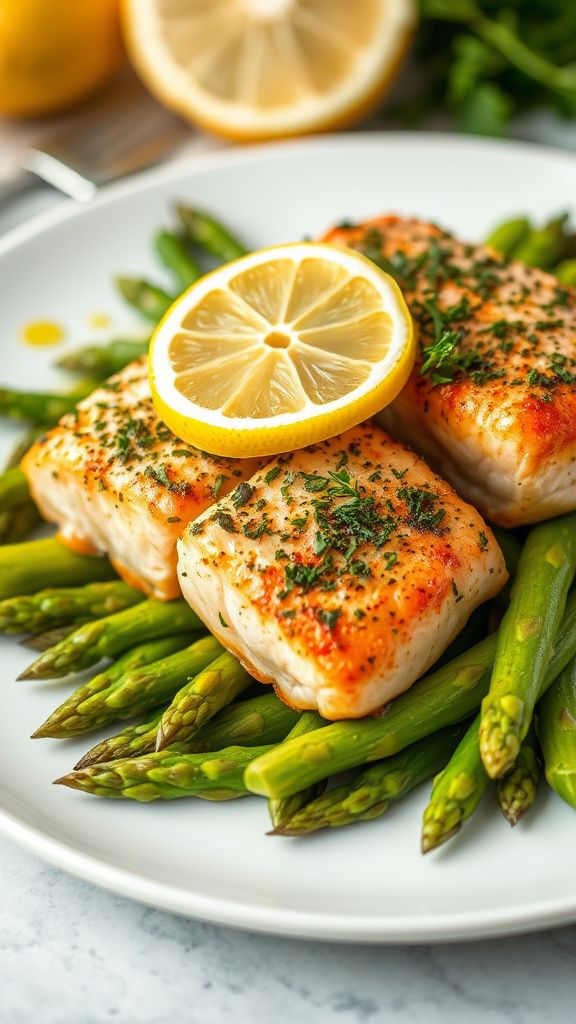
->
[73,754,92,770]
[53,774,75,789]
[420,820,461,854]
[31,721,62,739]
[421,831,448,854]
[17,666,37,681]
[502,808,520,827]
[479,704,522,780]
[266,825,296,837]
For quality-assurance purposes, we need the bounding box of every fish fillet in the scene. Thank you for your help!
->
[22,358,260,599]
[177,421,506,719]
[324,215,576,526]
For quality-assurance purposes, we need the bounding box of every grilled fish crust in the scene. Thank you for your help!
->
[21,358,260,599]
[323,216,576,526]
[177,422,506,719]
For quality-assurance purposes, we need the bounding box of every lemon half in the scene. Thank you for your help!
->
[123,0,417,141]
[150,243,414,458]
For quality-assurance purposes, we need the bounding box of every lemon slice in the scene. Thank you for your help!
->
[150,243,414,458]
[122,0,417,141]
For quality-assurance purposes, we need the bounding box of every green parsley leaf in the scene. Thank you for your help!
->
[316,608,341,629]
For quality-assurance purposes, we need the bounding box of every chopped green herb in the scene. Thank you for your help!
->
[231,481,254,507]
[242,515,272,540]
[300,472,329,493]
[264,465,281,484]
[397,485,446,533]
[291,515,308,529]
[215,511,237,533]
[280,471,295,504]
[281,557,332,598]
[316,608,341,630]
[213,473,228,498]
[313,532,330,556]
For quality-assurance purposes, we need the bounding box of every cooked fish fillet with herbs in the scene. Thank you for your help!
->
[177,422,506,719]
[21,358,260,600]
[324,215,576,526]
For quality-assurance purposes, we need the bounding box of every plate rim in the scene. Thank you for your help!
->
[2,131,576,943]
[3,797,576,943]
[2,129,576,259]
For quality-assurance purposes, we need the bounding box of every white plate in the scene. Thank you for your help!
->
[1,134,576,944]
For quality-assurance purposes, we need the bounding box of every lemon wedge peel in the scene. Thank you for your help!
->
[149,242,415,459]
[123,0,417,141]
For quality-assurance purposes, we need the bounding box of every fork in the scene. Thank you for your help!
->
[0,72,190,208]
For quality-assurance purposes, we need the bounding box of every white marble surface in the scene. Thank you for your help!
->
[2,835,576,1024]
[2,111,576,1022]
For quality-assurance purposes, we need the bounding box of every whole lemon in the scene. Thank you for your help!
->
[0,0,123,117]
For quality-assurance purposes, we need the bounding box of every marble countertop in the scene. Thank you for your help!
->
[2,836,576,1024]
[2,114,576,1023]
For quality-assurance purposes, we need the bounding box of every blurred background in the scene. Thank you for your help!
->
[1,0,576,233]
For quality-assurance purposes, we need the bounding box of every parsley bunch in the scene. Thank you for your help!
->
[402,1,576,136]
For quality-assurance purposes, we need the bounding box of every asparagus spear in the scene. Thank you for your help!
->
[513,214,571,270]
[484,217,531,258]
[0,580,144,635]
[75,692,299,768]
[480,514,576,779]
[274,724,465,836]
[0,538,116,601]
[57,338,149,378]
[33,636,191,738]
[554,259,576,286]
[177,206,247,263]
[33,635,221,738]
[0,381,95,424]
[155,651,252,750]
[421,718,489,853]
[56,745,273,801]
[115,277,174,323]
[76,707,166,766]
[246,635,497,800]
[0,467,41,543]
[268,712,327,830]
[154,230,201,290]
[0,467,32,507]
[496,724,541,826]
[425,609,558,849]
[0,500,41,545]
[22,624,77,651]
[19,598,203,680]
[537,654,576,809]
[244,592,576,800]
